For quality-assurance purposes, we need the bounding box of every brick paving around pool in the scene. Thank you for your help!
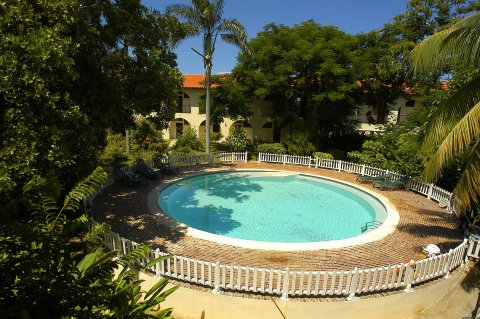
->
[92,162,464,274]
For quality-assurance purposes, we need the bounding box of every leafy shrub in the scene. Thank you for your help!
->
[132,118,157,150]
[314,152,334,159]
[284,131,315,156]
[174,127,202,151]
[210,132,223,143]
[257,143,286,154]
[99,133,128,165]
[226,126,249,151]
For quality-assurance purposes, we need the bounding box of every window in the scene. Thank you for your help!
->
[176,92,191,113]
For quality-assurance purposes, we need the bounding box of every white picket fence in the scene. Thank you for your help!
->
[86,152,248,204]
[100,232,477,300]
[258,153,455,214]
[91,152,480,300]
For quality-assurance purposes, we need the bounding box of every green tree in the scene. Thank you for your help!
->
[199,74,253,125]
[167,0,249,153]
[407,12,480,210]
[355,0,479,126]
[0,0,182,215]
[234,21,360,148]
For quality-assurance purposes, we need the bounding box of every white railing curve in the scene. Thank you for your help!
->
[92,152,480,300]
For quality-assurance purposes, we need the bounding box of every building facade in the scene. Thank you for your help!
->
[163,74,423,142]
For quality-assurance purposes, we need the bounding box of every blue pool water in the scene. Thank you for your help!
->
[157,171,387,243]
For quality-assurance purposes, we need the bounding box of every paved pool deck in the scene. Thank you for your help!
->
[92,162,463,272]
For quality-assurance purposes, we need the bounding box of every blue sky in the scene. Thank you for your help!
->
[142,0,409,74]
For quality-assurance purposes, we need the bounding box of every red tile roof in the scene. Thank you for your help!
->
[183,74,219,89]
[183,74,205,88]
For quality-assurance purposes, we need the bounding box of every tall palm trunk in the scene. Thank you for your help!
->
[123,43,131,154]
[205,63,211,154]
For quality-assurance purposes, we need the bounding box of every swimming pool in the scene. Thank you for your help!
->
[155,170,398,249]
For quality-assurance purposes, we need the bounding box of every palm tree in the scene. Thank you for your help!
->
[167,0,249,153]
[407,13,480,211]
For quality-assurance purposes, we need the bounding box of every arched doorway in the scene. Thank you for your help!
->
[169,118,190,139]
[199,120,221,141]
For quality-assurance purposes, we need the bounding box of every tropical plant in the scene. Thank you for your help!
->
[226,126,249,151]
[407,12,480,210]
[174,127,203,151]
[167,0,250,153]
[0,167,177,318]
[210,132,223,143]
[284,131,315,156]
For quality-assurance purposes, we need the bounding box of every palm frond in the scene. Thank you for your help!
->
[166,4,199,26]
[31,196,61,231]
[454,141,480,210]
[61,166,107,214]
[218,18,250,54]
[422,75,480,153]
[407,12,480,76]
[423,100,480,182]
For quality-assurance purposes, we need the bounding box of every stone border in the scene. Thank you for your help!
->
[148,169,400,250]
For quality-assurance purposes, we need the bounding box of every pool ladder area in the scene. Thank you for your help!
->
[361,221,383,233]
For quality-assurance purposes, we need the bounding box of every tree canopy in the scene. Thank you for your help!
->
[0,0,183,215]
[233,21,361,148]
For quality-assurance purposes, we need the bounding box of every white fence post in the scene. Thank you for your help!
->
[212,261,222,294]
[347,268,358,300]
[427,183,434,199]
[443,249,453,278]
[155,248,162,278]
[244,151,248,162]
[337,160,342,172]
[283,154,287,165]
[280,268,290,301]
[361,164,366,176]
[404,263,414,292]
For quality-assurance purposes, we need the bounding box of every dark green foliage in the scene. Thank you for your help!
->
[234,21,360,147]
[354,0,479,123]
[99,133,129,166]
[284,131,316,156]
[256,143,287,154]
[226,126,249,151]
[199,74,253,123]
[132,118,169,158]
[0,167,176,318]
[0,0,182,216]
